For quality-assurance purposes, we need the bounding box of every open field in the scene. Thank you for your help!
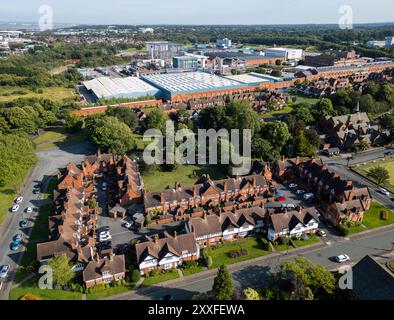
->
[142,165,227,192]
[0,86,78,103]
[34,127,88,151]
[352,157,394,193]
[205,237,271,269]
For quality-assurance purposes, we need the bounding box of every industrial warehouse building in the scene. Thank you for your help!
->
[82,76,160,100]
[141,71,250,101]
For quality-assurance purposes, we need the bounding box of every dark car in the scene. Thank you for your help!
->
[160,295,175,300]
[98,241,112,250]
[384,151,394,156]
[20,220,28,228]
[97,226,110,233]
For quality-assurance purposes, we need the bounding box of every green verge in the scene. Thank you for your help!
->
[205,237,271,269]
[141,269,180,287]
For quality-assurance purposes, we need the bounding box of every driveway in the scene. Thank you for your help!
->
[0,141,94,300]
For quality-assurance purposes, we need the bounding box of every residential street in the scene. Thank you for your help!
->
[108,225,394,300]
[0,141,94,300]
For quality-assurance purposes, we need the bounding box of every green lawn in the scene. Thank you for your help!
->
[86,282,135,300]
[292,235,320,247]
[181,265,205,276]
[353,157,394,194]
[0,86,78,103]
[141,269,180,287]
[264,105,294,117]
[362,201,394,229]
[347,224,368,235]
[34,128,88,151]
[273,243,292,252]
[142,165,227,192]
[205,237,271,269]
[9,277,82,300]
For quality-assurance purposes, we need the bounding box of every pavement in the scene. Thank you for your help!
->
[0,141,95,300]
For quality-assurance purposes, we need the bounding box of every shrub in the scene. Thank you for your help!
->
[131,269,141,282]
[206,256,213,268]
[182,260,198,269]
[19,293,41,300]
[227,248,249,259]
[381,210,389,221]
[338,224,350,236]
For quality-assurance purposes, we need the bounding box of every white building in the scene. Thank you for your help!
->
[385,37,394,49]
[265,47,303,61]
[216,38,232,49]
[367,40,386,48]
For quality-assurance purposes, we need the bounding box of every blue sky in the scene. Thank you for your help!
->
[0,0,393,25]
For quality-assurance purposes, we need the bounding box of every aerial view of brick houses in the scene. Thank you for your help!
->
[319,112,385,150]
[273,157,372,226]
[36,152,132,287]
[36,150,374,281]
[135,232,199,275]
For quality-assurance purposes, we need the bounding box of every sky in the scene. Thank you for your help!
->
[0,0,394,25]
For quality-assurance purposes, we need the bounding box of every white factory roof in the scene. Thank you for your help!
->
[83,76,158,99]
[141,71,246,94]
[225,73,270,84]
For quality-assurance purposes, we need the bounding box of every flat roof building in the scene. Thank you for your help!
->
[82,76,160,101]
[225,73,271,85]
[141,71,248,101]
[264,48,303,60]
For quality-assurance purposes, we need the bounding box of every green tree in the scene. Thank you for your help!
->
[314,98,336,119]
[367,166,390,186]
[213,265,233,300]
[89,116,134,155]
[292,105,314,124]
[294,130,316,157]
[261,121,291,151]
[243,288,260,300]
[145,108,168,133]
[48,255,75,288]
[252,137,280,162]
[131,269,141,282]
[106,107,138,130]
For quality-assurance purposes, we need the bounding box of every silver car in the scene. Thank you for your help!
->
[0,265,10,278]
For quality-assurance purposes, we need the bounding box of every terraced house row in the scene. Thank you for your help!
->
[135,204,320,274]
[273,157,372,226]
[144,165,274,215]
[36,153,140,288]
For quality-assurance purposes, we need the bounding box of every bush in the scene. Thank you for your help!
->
[227,248,249,259]
[206,256,213,268]
[381,210,389,221]
[182,260,198,269]
[338,224,350,236]
[131,269,141,282]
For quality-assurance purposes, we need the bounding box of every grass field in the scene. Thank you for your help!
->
[0,86,78,103]
[9,277,83,300]
[142,165,227,192]
[34,127,88,151]
[363,201,394,229]
[353,157,394,193]
[205,237,271,269]
[292,235,320,247]
[86,282,135,300]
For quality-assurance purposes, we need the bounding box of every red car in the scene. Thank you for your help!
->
[277,196,286,202]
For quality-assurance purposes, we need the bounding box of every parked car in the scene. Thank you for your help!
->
[98,242,112,250]
[276,196,286,202]
[97,226,110,233]
[11,240,21,251]
[14,233,23,241]
[20,220,28,228]
[384,151,394,156]
[160,294,175,300]
[101,182,108,191]
[303,193,314,201]
[33,189,40,195]
[316,229,327,237]
[26,207,33,214]
[99,233,112,242]
[123,222,133,229]
[0,265,10,279]
[288,183,298,189]
[295,189,305,195]
[335,254,350,263]
[15,196,23,204]
[281,203,296,209]
[378,188,390,196]
[11,204,20,213]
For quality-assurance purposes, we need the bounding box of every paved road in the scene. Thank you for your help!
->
[108,225,394,300]
[0,141,94,300]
